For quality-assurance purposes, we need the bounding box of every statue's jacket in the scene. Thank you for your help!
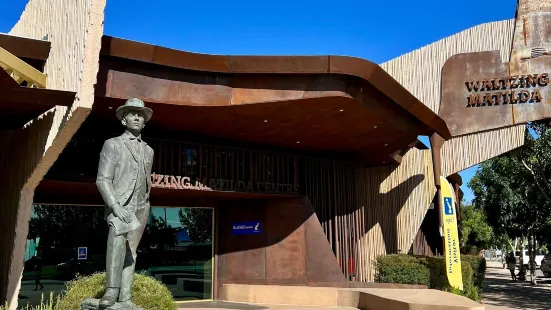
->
[96,131,154,220]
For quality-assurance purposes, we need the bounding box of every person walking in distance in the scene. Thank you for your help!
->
[33,253,44,291]
[96,98,154,308]
[507,252,517,281]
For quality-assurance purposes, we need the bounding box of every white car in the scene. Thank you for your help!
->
[515,250,546,269]
[541,252,551,277]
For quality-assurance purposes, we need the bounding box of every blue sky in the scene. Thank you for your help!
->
[1,0,519,202]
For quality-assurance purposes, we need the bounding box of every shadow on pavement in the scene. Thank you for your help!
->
[178,301,268,309]
[483,266,551,310]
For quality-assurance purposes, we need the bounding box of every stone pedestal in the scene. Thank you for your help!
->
[81,298,144,310]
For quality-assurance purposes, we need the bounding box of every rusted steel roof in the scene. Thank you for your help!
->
[100,36,450,140]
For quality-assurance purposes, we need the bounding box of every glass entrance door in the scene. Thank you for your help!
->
[145,207,213,301]
[22,204,213,307]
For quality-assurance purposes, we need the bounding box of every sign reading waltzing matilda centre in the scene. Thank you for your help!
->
[150,172,300,195]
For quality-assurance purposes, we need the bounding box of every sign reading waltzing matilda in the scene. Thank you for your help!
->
[440,50,551,137]
[465,73,549,107]
[440,4,551,137]
[150,172,300,195]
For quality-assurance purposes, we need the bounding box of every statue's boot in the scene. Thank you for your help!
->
[99,287,119,307]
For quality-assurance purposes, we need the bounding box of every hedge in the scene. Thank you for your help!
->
[55,272,176,310]
[375,254,486,302]
[462,255,486,288]
[374,254,430,286]
[5,273,176,310]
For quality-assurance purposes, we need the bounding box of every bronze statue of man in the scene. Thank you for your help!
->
[96,98,154,308]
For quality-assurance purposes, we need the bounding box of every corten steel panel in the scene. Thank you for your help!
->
[97,61,436,165]
[34,180,292,206]
[303,202,347,284]
[0,69,21,88]
[2,87,75,106]
[440,8,551,137]
[229,56,329,73]
[265,199,307,283]
[510,11,551,125]
[329,56,449,137]
[0,87,76,129]
[101,36,230,72]
[440,51,514,136]
[230,75,312,105]
[155,47,229,73]
[217,202,267,282]
[109,71,232,106]
[91,88,416,165]
[100,36,156,64]
[0,33,51,61]
[215,197,346,291]
[99,36,450,140]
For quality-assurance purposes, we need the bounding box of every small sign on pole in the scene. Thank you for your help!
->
[77,247,87,260]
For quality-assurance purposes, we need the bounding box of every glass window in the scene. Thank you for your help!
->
[21,205,213,307]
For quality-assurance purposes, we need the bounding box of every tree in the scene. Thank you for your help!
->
[459,203,494,254]
[468,122,551,284]
[29,205,108,255]
[141,215,177,250]
[178,208,212,243]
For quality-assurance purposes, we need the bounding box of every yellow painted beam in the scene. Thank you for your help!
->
[0,46,47,88]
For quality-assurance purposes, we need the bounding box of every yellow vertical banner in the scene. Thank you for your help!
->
[440,176,463,291]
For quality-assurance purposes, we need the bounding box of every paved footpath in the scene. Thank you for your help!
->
[483,261,551,310]
[178,301,355,310]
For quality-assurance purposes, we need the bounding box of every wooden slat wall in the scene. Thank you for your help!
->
[355,148,435,281]
[0,111,59,307]
[300,158,357,279]
[381,19,526,176]
[441,125,526,176]
[0,1,106,308]
[298,148,435,282]
[380,20,515,114]
[412,229,434,257]
[8,0,106,189]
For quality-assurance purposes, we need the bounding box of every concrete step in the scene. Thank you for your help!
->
[178,301,357,309]
[220,284,484,310]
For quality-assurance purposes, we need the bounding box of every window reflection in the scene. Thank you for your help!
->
[22,205,213,307]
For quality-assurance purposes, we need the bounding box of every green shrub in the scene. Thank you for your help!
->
[375,254,483,302]
[54,272,176,310]
[443,262,480,302]
[462,255,486,289]
[374,254,430,286]
[418,256,447,289]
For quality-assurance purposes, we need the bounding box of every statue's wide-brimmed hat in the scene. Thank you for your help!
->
[116,98,153,122]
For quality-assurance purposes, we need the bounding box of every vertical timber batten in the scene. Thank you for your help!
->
[381,19,526,176]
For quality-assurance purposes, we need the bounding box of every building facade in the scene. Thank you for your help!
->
[0,0,547,308]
